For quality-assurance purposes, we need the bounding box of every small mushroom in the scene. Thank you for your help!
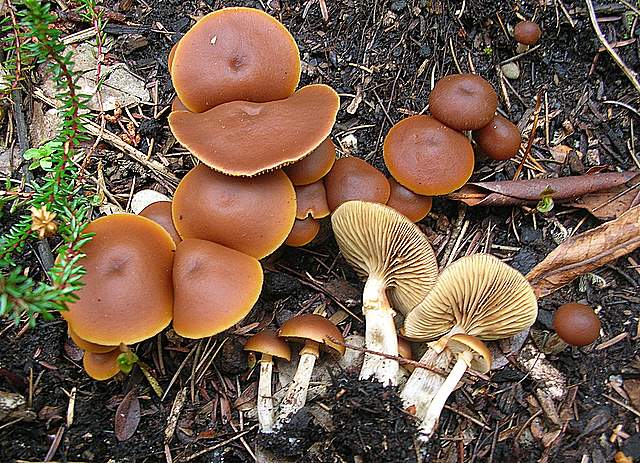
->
[386,177,433,222]
[428,74,498,131]
[552,302,600,347]
[331,201,438,385]
[295,181,330,221]
[244,330,291,433]
[83,348,121,381]
[284,137,336,186]
[383,115,474,196]
[514,20,542,52]
[472,114,522,161]
[68,326,115,354]
[397,336,415,373]
[285,217,321,247]
[324,157,390,211]
[275,314,344,427]
[420,334,492,438]
[139,201,181,245]
[171,7,301,113]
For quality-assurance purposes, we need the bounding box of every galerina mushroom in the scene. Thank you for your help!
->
[552,302,601,347]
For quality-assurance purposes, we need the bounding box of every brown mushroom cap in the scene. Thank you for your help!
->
[139,201,181,245]
[331,201,438,315]
[244,329,291,361]
[552,303,601,346]
[514,21,542,46]
[429,74,498,131]
[446,334,492,374]
[169,84,339,176]
[386,177,433,222]
[324,157,390,211]
[172,164,295,259]
[68,326,117,354]
[403,254,538,341]
[473,114,522,161]
[284,217,320,247]
[171,7,301,113]
[62,214,175,346]
[295,181,330,220]
[83,349,122,381]
[172,239,263,339]
[383,115,474,196]
[283,137,336,186]
[168,41,178,73]
[278,314,345,356]
[397,336,415,372]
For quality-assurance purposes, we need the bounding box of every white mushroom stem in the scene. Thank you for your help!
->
[256,354,275,434]
[275,341,319,429]
[419,350,473,440]
[359,277,399,386]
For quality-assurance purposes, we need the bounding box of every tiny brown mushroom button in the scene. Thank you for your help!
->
[324,156,390,211]
[514,20,542,46]
[473,114,522,161]
[83,348,121,381]
[284,137,336,186]
[552,302,601,346]
[285,217,321,247]
[295,181,330,220]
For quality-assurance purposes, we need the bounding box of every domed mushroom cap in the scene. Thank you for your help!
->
[384,115,474,196]
[139,201,181,245]
[278,314,345,356]
[429,74,498,131]
[324,157,390,211]
[62,214,175,346]
[447,334,492,374]
[285,217,320,247]
[284,137,336,186]
[386,177,433,222]
[83,349,121,381]
[244,329,291,361]
[173,239,263,339]
[168,41,178,73]
[514,20,542,45]
[171,7,300,113]
[68,326,115,354]
[552,303,600,346]
[169,84,339,176]
[473,115,521,161]
[172,164,296,259]
[295,181,330,220]
[331,201,438,315]
[403,254,538,341]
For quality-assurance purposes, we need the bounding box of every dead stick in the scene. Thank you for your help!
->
[513,90,543,181]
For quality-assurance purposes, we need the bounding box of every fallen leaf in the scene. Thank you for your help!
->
[570,174,640,220]
[114,390,140,442]
[527,206,640,297]
[623,379,640,410]
[234,382,258,412]
[220,395,232,425]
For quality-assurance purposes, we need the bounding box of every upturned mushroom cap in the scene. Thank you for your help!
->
[244,329,291,361]
[386,177,433,222]
[295,181,330,220]
[514,20,542,46]
[62,214,175,346]
[403,254,538,341]
[172,239,263,339]
[446,334,492,374]
[552,303,600,346]
[324,157,390,211]
[383,115,474,196]
[169,84,339,176]
[83,349,121,381]
[285,217,320,247]
[172,164,296,259]
[473,114,521,161]
[278,314,345,356]
[68,326,116,354]
[139,201,181,245]
[171,7,300,113]
[331,201,438,315]
[284,137,336,186]
[429,74,498,131]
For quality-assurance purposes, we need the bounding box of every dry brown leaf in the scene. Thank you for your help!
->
[114,390,140,442]
[570,174,640,220]
[527,205,640,298]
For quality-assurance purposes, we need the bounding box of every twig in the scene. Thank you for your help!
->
[513,90,543,181]
[178,426,257,462]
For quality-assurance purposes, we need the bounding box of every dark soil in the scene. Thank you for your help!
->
[2,0,640,462]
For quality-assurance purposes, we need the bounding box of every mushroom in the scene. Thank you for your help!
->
[68,326,115,354]
[171,96,188,113]
[386,177,433,222]
[420,334,492,438]
[171,7,300,113]
[284,137,336,186]
[383,115,474,196]
[285,218,320,247]
[244,330,291,433]
[172,164,296,259]
[139,201,181,245]
[428,74,498,131]
[397,336,415,373]
[275,314,344,427]
[324,157,390,211]
[552,302,600,347]
[331,201,438,385]
[295,181,330,221]
[514,20,542,52]
[167,41,178,74]
[83,348,122,381]
[472,114,522,161]
[169,84,339,176]
[62,214,175,346]
[172,239,263,339]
